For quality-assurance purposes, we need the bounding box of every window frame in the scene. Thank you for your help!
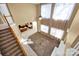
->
[41,24,49,34]
[40,3,75,21]
[50,27,64,39]
[52,3,75,21]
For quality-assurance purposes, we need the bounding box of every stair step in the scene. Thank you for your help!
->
[1,40,16,48]
[0,28,25,56]
[1,43,18,55]
[4,43,18,53]
[0,29,9,34]
[17,53,24,56]
[11,49,22,56]
[0,35,13,41]
[0,37,15,45]
[5,46,20,56]
[0,32,12,38]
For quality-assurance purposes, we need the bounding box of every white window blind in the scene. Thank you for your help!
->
[41,25,49,33]
[50,27,64,39]
[52,3,75,21]
[41,4,52,18]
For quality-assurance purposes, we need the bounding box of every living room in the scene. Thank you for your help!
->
[0,3,79,56]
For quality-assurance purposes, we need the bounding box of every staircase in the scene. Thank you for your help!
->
[0,28,25,56]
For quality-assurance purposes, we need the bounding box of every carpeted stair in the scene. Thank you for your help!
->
[0,28,25,56]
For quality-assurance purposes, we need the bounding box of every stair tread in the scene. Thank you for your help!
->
[17,53,23,56]
[0,29,9,34]
[2,42,18,52]
[5,46,20,55]
[1,40,16,48]
[11,49,22,56]
[0,32,12,37]
[0,37,15,45]
[0,35,14,41]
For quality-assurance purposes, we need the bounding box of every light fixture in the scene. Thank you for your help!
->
[39,15,42,20]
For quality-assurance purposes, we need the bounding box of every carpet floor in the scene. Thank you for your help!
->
[28,32,60,56]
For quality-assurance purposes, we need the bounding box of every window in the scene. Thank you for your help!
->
[0,4,10,16]
[52,3,75,21]
[50,27,64,39]
[41,25,49,33]
[41,4,52,18]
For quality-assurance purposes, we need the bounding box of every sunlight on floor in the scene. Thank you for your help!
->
[21,38,34,44]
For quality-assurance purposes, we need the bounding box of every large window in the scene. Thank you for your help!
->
[41,4,52,18]
[50,27,64,39]
[40,3,75,39]
[41,3,75,20]
[41,25,49,33]
[52,3,75,21]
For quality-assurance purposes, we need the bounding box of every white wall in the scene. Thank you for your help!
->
[66,8,79,46]
[8,4,36,25]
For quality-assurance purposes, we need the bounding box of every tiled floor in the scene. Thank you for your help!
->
[28,32,60,56]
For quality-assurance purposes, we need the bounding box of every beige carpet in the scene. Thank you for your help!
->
[28,32,60,56]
